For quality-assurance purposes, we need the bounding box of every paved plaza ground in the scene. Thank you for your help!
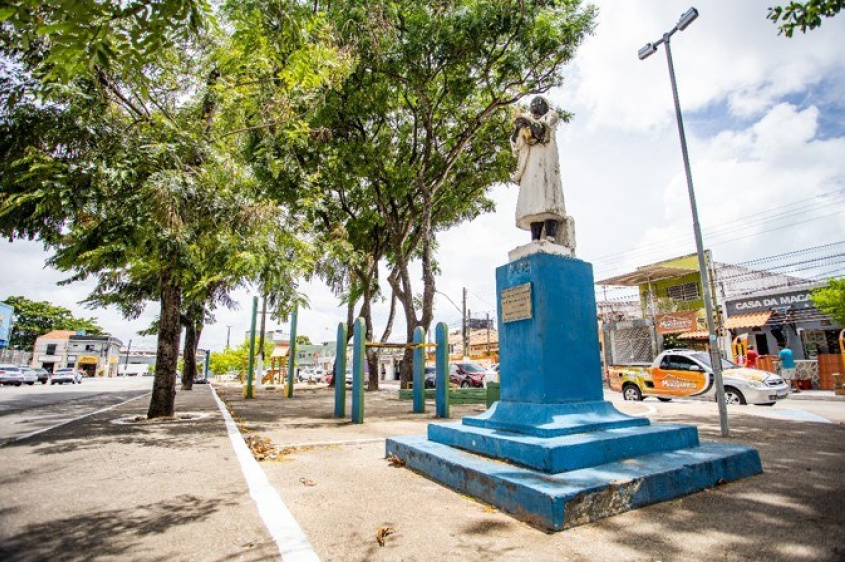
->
[1,381,843,561]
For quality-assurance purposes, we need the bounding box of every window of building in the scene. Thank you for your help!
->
[667,282,700,302]
[46,344,57,355]
[85,344,95,351]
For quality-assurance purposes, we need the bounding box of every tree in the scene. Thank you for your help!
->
[0,0,343,417]
[811,278,845,327]
[0,296,103,351]
[0,1,212,85]
[768,1,844,36]
[270,0,596,385]
[296,335,312,345]
[208,339,274,377]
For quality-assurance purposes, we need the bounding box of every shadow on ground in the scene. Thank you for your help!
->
[3,387,223,456]
[0,494,232,562]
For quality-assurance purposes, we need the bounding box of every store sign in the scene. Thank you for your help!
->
[78,355,99,364]
[726,289,815,316]
[38,355,62,362]
[655,311,699,335]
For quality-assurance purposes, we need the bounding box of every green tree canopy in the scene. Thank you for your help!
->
[251,0,596,384]
[768,1,844,36]
[1,295,103,351]
[0,0,346,416]
[209,338,274,376]
[811,278,845,327]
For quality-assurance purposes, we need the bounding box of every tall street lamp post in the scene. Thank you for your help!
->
[639,7,730,437]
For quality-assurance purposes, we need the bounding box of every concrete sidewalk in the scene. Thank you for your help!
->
[218,383,845,562]
[0,385,279,562]
[2,382,843,561]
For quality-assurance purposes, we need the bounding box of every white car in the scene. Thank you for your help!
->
[298,368,327,383]
[19,368,38,385]
[0,364,25,386]
[52,368,83,385]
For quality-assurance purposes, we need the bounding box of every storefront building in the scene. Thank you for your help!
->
[31,331,123,376]
[724,286,841,389]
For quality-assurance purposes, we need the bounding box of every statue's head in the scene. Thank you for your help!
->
[530,96,550,117]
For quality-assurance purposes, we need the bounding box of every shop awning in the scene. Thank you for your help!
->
[676,311,773,340]
[596,265,696,286]
[677,330,709,340]
[725,311,772,330]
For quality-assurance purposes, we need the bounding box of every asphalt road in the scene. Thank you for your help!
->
[603,389,845,425]
[0,376,152,446]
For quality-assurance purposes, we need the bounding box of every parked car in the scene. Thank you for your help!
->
[19,367,38,385]
[52,368,83,385]
[344,368,353,386]
[297,369,322,383]
[192,378,210,384]
[424,366,437,388]
[607,349,789,406]
[32,368,50,384]
[450,362,489,388]
[0,364,25,386]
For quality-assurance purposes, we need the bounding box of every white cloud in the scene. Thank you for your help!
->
[3,0,844,352]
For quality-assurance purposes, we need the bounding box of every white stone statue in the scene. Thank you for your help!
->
[510,96,575,252]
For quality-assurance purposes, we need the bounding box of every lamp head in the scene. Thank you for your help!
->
[638,43,657,60]
[677,7,698,31]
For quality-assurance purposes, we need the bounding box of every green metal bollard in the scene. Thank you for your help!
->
[435,322,450,419]
[334,322,347,418]
[351,317,365,424]
[412,326,425,413]
[285,303,298,398]
[245,296,258,399]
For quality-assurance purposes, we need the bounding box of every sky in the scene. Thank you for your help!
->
[2,0,844,353]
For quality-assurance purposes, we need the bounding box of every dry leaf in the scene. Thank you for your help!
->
[387,454,405,468]
[375,526,395,547]
[299,477,317,487]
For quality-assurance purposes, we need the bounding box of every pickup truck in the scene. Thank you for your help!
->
[607,349,789,406]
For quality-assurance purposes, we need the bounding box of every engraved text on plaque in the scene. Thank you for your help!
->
[501,283,533,323]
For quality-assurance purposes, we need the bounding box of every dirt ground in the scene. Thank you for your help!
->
[217,384,845,562]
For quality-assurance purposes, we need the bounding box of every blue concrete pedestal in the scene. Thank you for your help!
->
[386,252,762,531]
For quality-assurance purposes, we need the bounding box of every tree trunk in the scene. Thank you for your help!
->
[148,268,182,418]
[181,319,196,390]
[359,281,379,391]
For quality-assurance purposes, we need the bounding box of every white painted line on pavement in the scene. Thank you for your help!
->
[211,385,320,562]
[1,392,150,447]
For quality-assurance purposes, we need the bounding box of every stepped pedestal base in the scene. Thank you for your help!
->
[386,252,762,530]
[386,435,762,531]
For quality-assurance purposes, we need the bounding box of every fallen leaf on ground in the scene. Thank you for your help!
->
[376,526,395,547]
[244,434,274,460]
[299,477,317,487]
[387,454,405,467]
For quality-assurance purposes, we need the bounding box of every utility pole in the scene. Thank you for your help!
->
[123,339,132,375]
[225,325,232,349]
[486,312,491,356]
[462,287,468,360]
